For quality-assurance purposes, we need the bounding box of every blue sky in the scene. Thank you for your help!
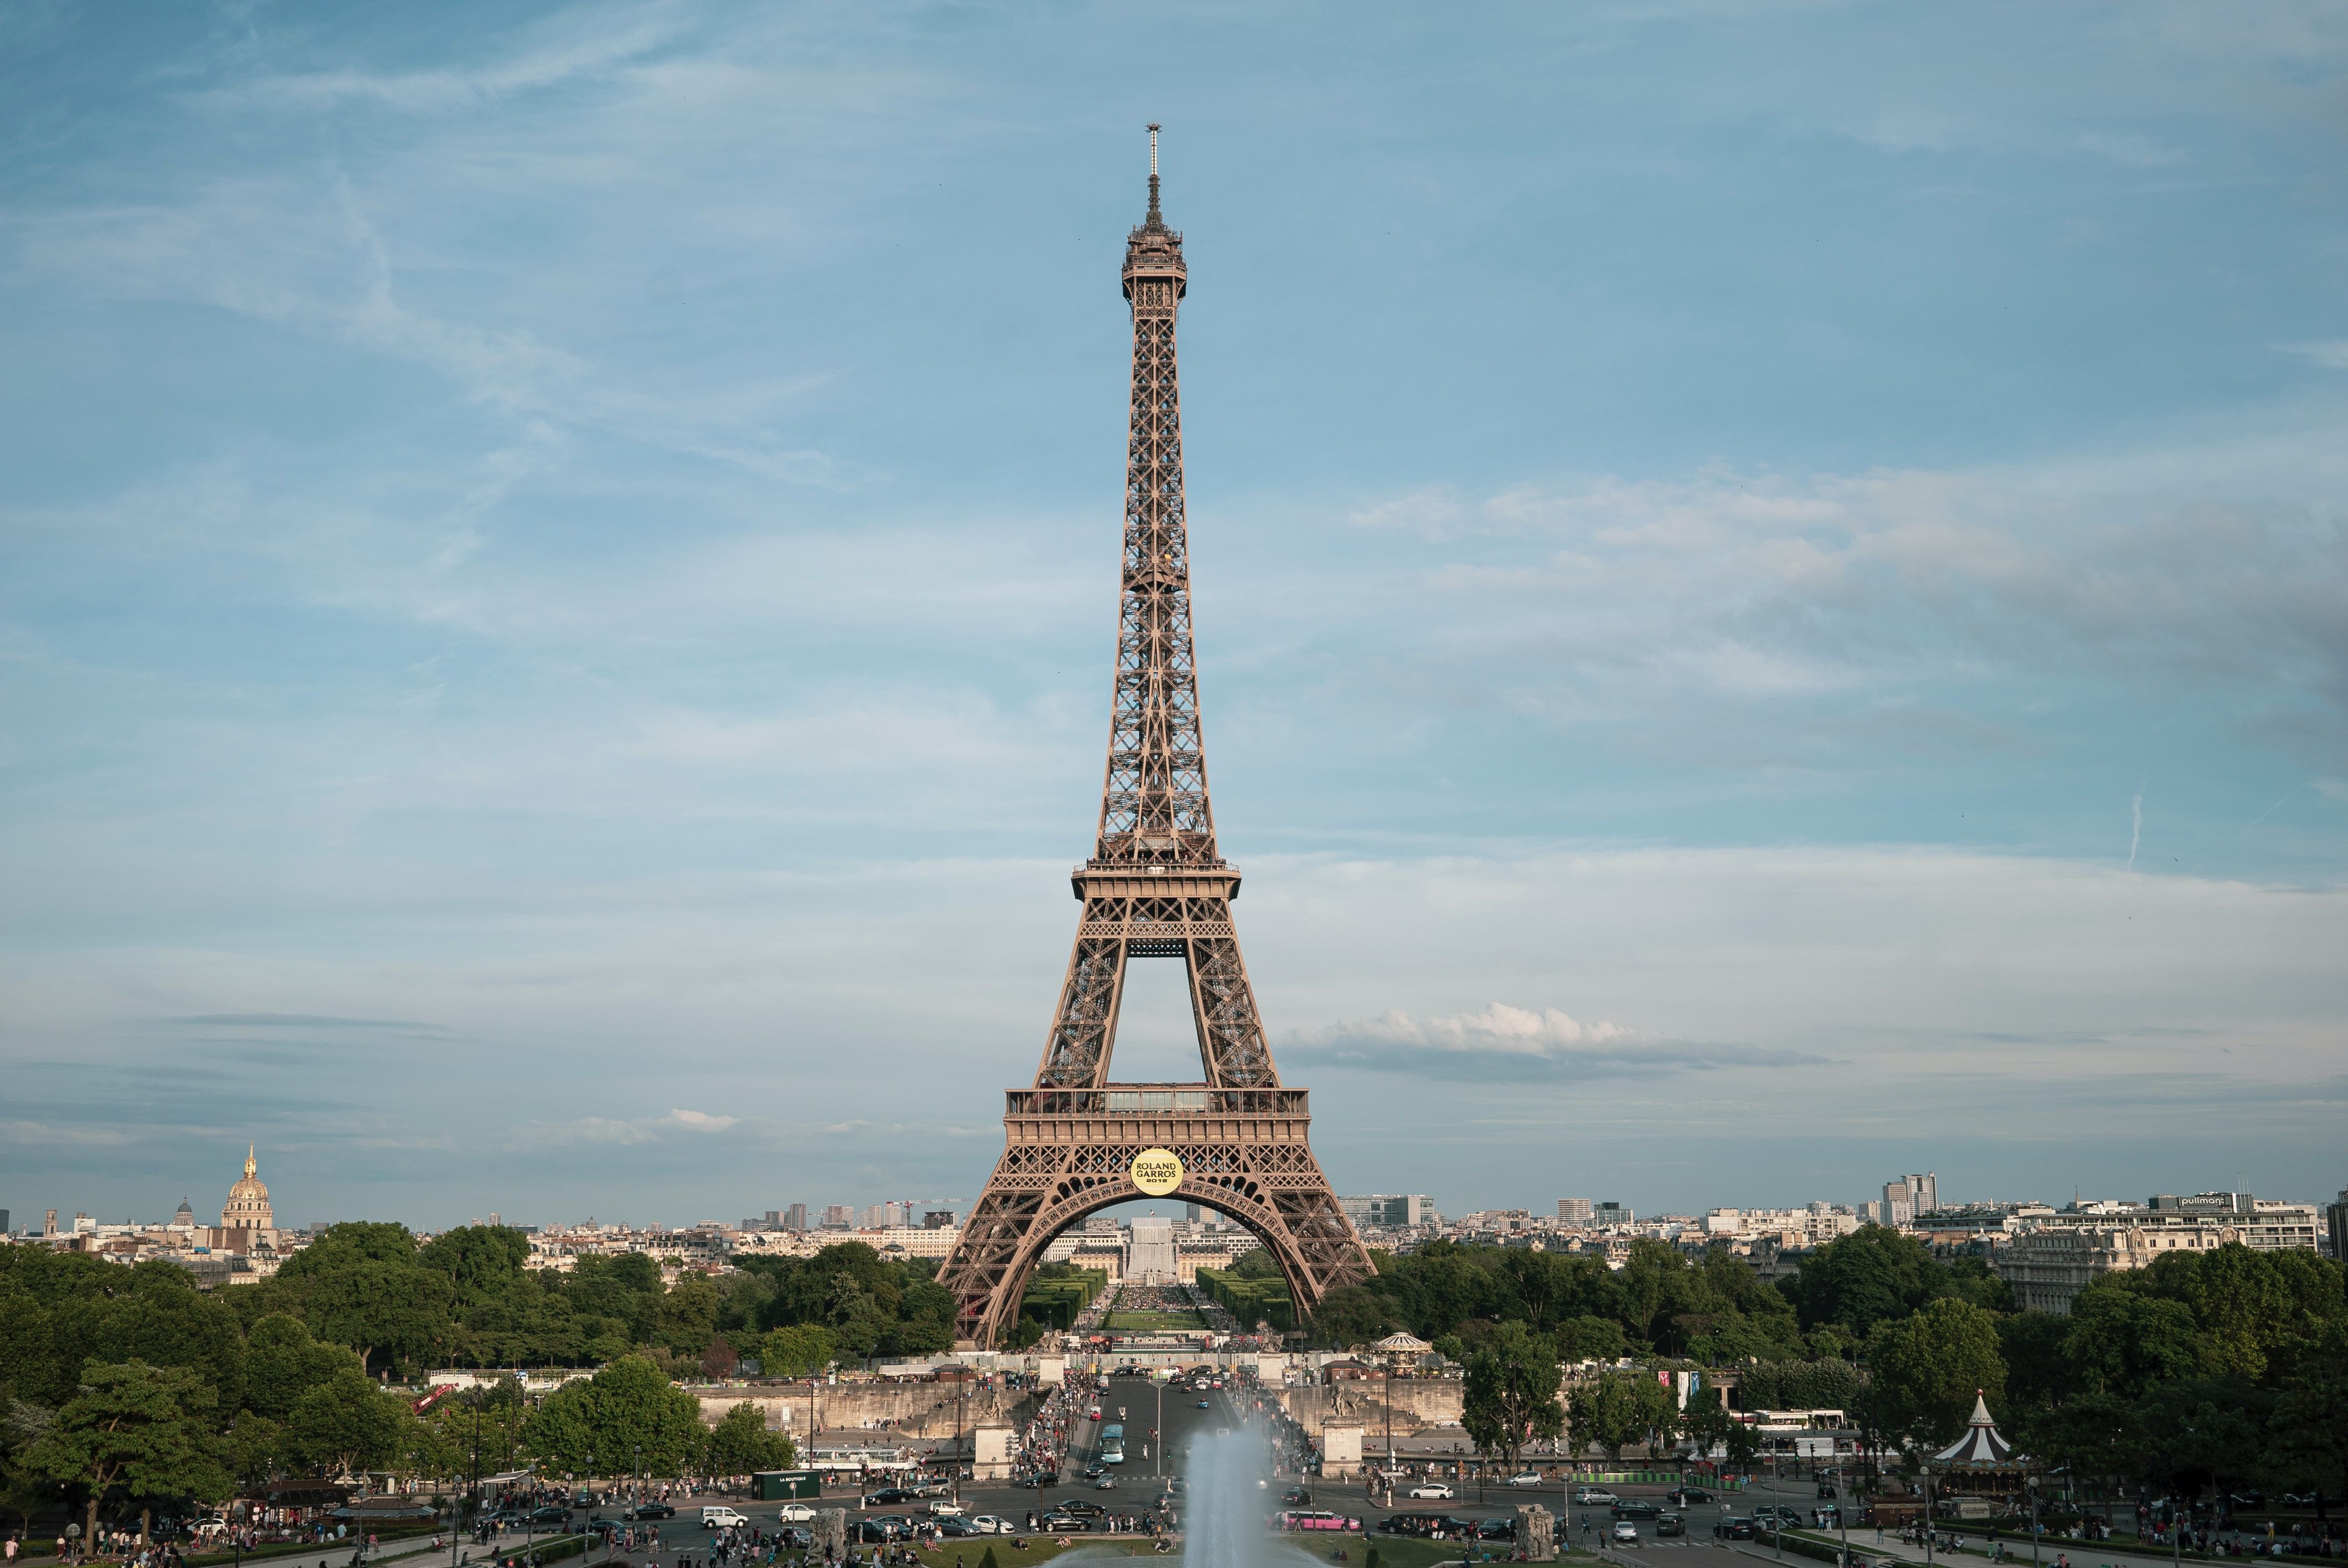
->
[3,2,2345,1231]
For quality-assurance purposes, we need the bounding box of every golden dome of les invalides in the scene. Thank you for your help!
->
[222,1143,274,1234]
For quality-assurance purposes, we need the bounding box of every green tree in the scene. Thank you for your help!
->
[276,1225,454,1375]
[284,1367,408,1479]
[759,1324,837,1380]
[521,1355,704,1478]
[244,1314,363,1421]
[1551,1316,1628,1364]
[27,1361,230,1547]
[703,1402,795,1479]
[1861,1297,2006,1451]
[2011,1393,2135,1524]
[1566,1369,1675,1462]
[2266,1329,2348,1507]
[2063,1286,2205,1399]
[1678,1386,1757,1469]
[1462,1322,1564,1472]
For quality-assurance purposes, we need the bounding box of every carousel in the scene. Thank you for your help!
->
[1928,1392,2033,1511]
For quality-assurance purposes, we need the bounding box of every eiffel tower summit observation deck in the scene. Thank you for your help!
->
[937,129,1374,1347]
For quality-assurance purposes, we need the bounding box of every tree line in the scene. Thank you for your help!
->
[0,1225,959,1544]
[1347,1227,2348,1513]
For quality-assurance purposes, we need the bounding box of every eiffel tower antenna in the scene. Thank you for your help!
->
[939,130,1374,1347]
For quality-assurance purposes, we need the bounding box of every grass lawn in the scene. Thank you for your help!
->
[1101,1311,1203,1331]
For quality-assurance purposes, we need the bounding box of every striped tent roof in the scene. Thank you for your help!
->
[1933,1392,2018,1468]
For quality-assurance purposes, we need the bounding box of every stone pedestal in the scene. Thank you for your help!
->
[1321,1423,1362,1478]
[1516,1504,1556,1562]
[972,1421,1016,1482]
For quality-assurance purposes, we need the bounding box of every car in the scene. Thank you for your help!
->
[1657,1515,1686,1539]
[1095,1478,1118,1490]
[1057,1502,1106,1518]
[1714,1518,1757,1540]
[629,1504,676,1521]
[1506,1472,1544,1488]
[586,1515,627,1532]
[774,1504,816,1524]
[1040,1513,1098,1534]
[1476,1518,1517,1541]
[1574,1488,1618,1506]
[1611,1502,1662,1520]
[1080,1465,1106,1480]
[928,1503,967,1517]
[1197,1399,1212,1409]
[1754,1506,1801,1527]
[934,1518,982,1538]
[1613,1522,1640,1544]
[1408,1484,1455,1500]
[969,1517,1012,1535]
[701,1507,748,1529]
[531,1507,571,1526]
[1668,1488,1712,1506]
[1165,1478,1186,1496]
[776,1529,812,1551]
[1280,1488,1312,1506]
[864,1489,921,1507]
[1089,1407,1103,1421]
[2229,1492,2265,1509]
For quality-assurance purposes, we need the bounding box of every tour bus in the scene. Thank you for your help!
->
[807,1445,920,1478]
[1099,1424,1127,1464]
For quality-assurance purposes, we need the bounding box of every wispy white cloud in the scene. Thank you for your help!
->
[1288,1000,1833,1078]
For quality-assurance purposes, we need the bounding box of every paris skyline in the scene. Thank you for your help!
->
[4,3,2345,1228]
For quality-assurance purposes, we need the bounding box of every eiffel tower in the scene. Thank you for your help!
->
[940,130,1375,1347]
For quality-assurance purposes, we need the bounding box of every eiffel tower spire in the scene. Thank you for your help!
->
[937,130,1372,1347]
[1098,123,1209,869]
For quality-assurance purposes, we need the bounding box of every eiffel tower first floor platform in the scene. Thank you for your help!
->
[939,1081,1376,1347]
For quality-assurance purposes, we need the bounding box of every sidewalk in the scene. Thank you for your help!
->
[1783,1526,2198,1568]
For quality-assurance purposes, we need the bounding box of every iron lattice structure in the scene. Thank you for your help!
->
[940,132,1374,1347]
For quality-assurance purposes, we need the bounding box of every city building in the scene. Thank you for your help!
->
[212,1145,279,1253]
[785,1203,808,1231]
[1594,1201,1633,1225]
[1340,1194,1433,1228]
[2328,1188,2347,1261]
[1556,1198,1594,1224]
[1126,1215,1176,1281]
[1994,1220,2237,1313]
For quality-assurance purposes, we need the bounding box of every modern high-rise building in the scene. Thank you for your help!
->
[1594,1201,1633,1225]
[1127,1216,1177,1281]
[822,1204,853,1229]
[2326,1188,2347,1261]
[785,1203,808,1231]
[1339,1194,1432,1227]
[923,1210,957,1230]
[1557,1199,1594,1224]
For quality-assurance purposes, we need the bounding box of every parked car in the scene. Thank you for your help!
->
[1575,1488,1619,1506]
[1408,1483,1455,1500]
[1476,1518,1517,1541]
[1715,1518,1758,1540]
[1657,1515,1686,1538]
[1506,1472,1544,1488]
[934,1518,982,1538]
[968,1517,1012,1535]
[1613,1522,1640,1543]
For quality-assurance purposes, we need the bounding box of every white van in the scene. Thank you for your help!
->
[702,1507,749,1528]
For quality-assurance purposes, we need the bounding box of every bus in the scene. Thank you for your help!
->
[1100,1424,1126,1464]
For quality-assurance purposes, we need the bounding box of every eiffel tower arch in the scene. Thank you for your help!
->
[939,130,1375,1347]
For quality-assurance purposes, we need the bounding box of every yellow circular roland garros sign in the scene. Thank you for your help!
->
[1130,1147,1183,1196]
